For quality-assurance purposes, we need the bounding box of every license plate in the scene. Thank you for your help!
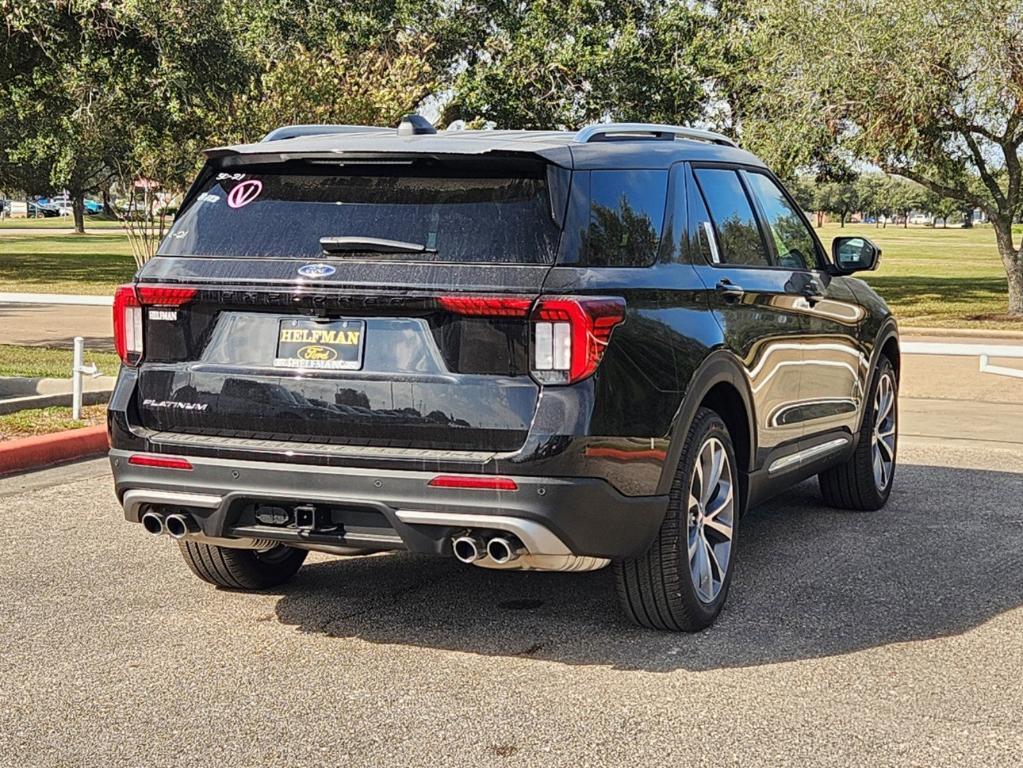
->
[274,318,365,370]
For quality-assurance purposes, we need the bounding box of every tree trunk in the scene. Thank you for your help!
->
[102,187,114,216]
[992,217,1023,316]
[840,212,846,227]
[71,193,85,234]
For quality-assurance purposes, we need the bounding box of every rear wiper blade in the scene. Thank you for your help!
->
[319,236,437,255]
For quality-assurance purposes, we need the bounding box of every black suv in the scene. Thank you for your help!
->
[109,120,899,631]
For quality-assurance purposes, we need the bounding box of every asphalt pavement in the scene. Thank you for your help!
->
[1,434,1021,767]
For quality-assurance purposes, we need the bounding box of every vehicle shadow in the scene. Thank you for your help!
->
[273,462,1023,671]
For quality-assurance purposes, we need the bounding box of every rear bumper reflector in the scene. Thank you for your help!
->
[127,454,194,471]
[427,474,518,491]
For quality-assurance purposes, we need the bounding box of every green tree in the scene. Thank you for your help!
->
[883,177,927,229]
[744,0,1023,316]
[448,1,708,129]
[815,181,859,228]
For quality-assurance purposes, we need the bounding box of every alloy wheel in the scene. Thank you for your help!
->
[687,437,735,604]
[872,372,897,491]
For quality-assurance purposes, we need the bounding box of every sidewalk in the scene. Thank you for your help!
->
[0,302,112,350]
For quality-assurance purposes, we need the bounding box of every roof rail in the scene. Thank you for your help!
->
[573,123,737,148]
[261,124,390,142]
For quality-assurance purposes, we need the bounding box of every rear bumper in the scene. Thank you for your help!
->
[110,449,668,559]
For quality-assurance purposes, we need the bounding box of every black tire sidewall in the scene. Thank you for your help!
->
[670,409,740,625]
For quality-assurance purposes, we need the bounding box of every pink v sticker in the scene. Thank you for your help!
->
[227,179,263,208]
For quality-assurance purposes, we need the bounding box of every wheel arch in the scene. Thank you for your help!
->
[854,319,900,433]
[657,351,756,507]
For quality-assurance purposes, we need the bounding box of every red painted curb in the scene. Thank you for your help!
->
[0,425,109,476]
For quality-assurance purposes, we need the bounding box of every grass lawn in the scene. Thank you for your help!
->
[0,221,1019,330]
[0,344,120,378]
[0,216,123,230]
[0,231,136,294]
[815,223,1020,331]
[0,404,106,441]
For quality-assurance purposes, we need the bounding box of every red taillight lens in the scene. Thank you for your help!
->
[127,454,193,470]
[530,296,626,384]
[113,285,142,366]
[112,284,197,366]
[136,286,198,306]
[428,474,518,491]
[437,296,533,317]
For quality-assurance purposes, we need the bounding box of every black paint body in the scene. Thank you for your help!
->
[108,134,899,558]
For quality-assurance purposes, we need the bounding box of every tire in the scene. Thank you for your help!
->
[178,541,307,590]
[615,407,740,632]
[818,356,898,511]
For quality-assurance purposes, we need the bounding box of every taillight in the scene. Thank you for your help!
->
[113,285,143,366]
[530,296,626,384]
[437,296,532,317]
[112,283,197,366]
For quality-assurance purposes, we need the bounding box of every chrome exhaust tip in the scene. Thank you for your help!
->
[165,513,199,540]
[452,534,486,564]
[141,511,166,536]
[487,536,524,565]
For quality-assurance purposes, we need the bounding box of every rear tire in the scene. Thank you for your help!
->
[178,541,307,590]
[615,407,740,632]
[818,357,898,511]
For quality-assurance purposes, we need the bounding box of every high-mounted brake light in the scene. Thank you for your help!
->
[127,454,194,471]
[112,284,197,366]
[530,296,626,384]
[428,474,519,491]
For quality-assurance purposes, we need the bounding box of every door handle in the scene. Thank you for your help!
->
[716,279,745,301]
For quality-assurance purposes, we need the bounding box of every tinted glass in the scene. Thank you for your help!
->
[693,168,769,267]
[687,172,718,264]
[745,172,817,270]
[160,169,560,263]
[584,170,668,267]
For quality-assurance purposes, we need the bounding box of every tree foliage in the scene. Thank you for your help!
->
[743,0,1023,314]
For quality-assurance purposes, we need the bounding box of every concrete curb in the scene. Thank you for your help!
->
[0,425,108,476]
[901,326,1023,339]
[0,292,113,306]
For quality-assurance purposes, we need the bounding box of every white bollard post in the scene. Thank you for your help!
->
[72,336,84,420]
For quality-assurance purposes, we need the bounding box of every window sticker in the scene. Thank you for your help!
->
[227,179,263,209]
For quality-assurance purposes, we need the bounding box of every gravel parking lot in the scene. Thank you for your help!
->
[1,437,1021,767]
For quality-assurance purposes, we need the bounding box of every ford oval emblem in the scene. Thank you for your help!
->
[297,263,336,279]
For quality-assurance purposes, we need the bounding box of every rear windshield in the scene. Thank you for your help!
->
[160,166,561,263]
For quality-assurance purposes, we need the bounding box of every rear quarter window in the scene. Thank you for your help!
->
[581,169,668,267]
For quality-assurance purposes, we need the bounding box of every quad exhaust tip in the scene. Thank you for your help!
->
[165,513,199,540]
[452,535,486,564]
[487,536,523,565]
[140,511,166,536]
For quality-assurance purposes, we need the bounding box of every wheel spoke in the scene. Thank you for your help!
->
[705,481,733,520]
[877,435,895,461]
[697,537,713,596]
[872,449,884,488]
[688,526,701,561]
[704,516,733,540]
[705,537,728,582]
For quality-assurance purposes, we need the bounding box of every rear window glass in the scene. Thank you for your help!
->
[583,170,668,267]
[160,168,561,263]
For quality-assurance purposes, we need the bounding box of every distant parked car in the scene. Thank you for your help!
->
[28,201,59,218]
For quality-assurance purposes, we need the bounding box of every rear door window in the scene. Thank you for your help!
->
[584,169,668,267]
[160,167,561,264]
[744,172,819,270]
[693,168,770,267]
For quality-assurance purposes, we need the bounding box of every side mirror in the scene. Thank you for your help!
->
[831,236,882,274]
